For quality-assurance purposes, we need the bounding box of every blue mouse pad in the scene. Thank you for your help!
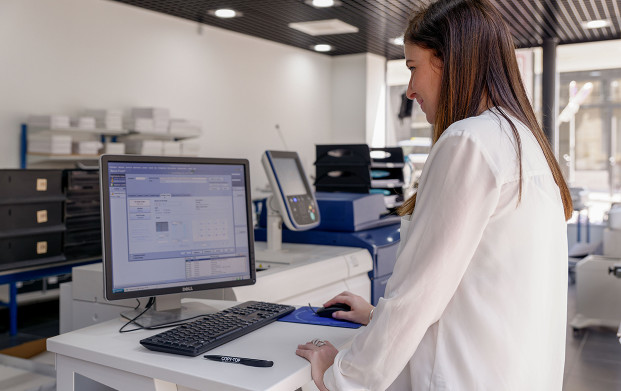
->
[277,307,362,329]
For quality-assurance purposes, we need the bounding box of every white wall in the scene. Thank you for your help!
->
[0,0,334,188]
[331,54,367,144]
[331,53,386,146]
[366,53,386,148]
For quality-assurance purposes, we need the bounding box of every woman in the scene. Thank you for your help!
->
[296,0,572,390]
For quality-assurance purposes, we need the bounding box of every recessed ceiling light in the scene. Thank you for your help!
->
[208,9,241,18]
[289,19,358,36]
[313,44,333,52]
[312,0,333,7]
[582,19,611,29]
[391,36,404,46]
[306,0,341,7]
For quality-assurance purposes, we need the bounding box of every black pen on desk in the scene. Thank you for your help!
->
[204,354,274,367]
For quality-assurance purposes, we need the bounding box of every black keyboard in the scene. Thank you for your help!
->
[140,301,295,356]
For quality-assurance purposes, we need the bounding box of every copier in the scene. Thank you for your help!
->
[255,192,401,305]
[571,204,621,335]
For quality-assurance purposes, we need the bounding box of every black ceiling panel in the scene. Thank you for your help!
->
[110,0,621,60]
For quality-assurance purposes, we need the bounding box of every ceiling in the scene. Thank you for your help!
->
[110,0,621,60]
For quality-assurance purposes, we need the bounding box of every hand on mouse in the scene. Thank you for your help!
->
[323,291,375,325]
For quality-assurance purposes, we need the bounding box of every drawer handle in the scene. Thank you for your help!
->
[36,241,48,254]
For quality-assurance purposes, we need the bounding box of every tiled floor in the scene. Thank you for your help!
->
[1,284,620,390]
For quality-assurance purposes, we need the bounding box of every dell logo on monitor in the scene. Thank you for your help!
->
[182,287,193,292]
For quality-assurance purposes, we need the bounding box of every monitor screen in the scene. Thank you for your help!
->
[261,150,319,233]
[100,155,256,302]
[270,157,309,197]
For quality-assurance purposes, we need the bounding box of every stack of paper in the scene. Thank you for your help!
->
[28,115,70,130]
[73,141,103,155]
[179,140,201,156]
[72,117,96,130]
[131,107,170,134]
[126,118,155,133]
[125,140,163,155]
[28,133,72,154]
[169,119,202,137]
[104,142,126,154]
[162,141,181,156]
[83,109,123,130]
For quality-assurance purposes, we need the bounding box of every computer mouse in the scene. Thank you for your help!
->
[315,303,351,318]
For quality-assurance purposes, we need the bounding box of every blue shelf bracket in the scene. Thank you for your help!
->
[20,124,27,169]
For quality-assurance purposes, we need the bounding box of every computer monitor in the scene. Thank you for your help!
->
[100,155,256,327]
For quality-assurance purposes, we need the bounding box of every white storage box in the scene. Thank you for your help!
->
[28,133,72,154]
[131,107,170,134]
[124,140,163,155]
[126,118,155,133]
[104,142,126,154]
[28,115,70,130]
[71,117,96,130]
[72,141,103,155]
[83,109,123,131]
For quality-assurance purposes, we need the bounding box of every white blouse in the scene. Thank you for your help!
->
[323,108,568,390]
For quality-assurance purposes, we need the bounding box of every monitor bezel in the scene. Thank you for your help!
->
[100,154,257,301]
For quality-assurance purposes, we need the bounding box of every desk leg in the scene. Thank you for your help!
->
[55,354,177,391]
[9,282,17,336]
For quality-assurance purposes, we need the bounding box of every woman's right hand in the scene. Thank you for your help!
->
[323,291,375,325]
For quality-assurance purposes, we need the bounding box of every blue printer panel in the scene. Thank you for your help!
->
[253,224,400,279]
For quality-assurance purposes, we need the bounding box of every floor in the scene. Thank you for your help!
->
[0,285,620,390]
[0,299,60,350]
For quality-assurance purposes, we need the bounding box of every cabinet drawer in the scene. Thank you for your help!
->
[0,170,64,203]
[0,202,63,231]
[0,231,63,263]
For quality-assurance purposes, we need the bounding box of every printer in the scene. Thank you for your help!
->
[256,192,401,305]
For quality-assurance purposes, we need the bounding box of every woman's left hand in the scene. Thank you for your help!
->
[296,339,338,391]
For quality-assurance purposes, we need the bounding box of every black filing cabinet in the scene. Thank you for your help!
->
[0,169,66,271]
[63,170,102,260]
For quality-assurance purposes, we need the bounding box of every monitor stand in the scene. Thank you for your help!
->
[120,293,219,328]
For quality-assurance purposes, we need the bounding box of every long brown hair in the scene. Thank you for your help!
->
[397,0,572,220]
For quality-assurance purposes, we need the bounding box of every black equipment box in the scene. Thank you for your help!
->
[0,227,65,271]
[0,169,66,271]
[0,202,63,232]
[315,144,371,166]
[0,170,63,203]
[63,169,102,260]
[315,144,372,193]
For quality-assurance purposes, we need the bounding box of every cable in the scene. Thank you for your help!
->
[119,297,155,333]
[118,297,214,333]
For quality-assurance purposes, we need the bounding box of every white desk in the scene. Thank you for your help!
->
[61,243,372,333]
[48,300,360,391]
